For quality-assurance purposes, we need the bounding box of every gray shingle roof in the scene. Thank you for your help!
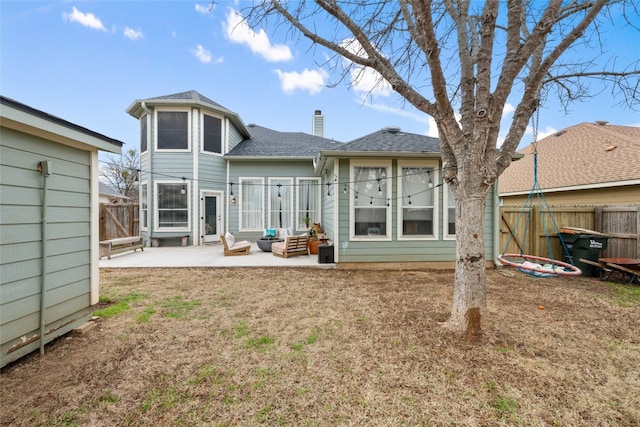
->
[328,127,441,154]
[146,90,229,111]
[99,182,125,197]
[226,124,343,158]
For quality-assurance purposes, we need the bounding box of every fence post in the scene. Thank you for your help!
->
[594,206,603,233]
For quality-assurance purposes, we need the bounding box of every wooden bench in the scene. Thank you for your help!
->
[99,236,144,260]
[272,235,310,258]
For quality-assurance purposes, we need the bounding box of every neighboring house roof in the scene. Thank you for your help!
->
[499,122,640,195]
[1,96,123,153]
[225,124,343,159]
[99,182,127,199]
[321,126,441,157]
[125,90,251,139]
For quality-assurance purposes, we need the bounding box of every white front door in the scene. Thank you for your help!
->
[201,193,222,243]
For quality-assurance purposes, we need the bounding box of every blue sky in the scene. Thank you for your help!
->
[2,1,639,154]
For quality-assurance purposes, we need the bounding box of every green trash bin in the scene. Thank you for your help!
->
[559,228,609,277]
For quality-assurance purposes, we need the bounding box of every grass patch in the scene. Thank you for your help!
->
[233,320,251,338]
[245,336,275,352]
[604,281,640,307]
[93,292,146,318]
[161,295,201,318]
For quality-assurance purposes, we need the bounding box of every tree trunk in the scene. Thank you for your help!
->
[446,169,489,340]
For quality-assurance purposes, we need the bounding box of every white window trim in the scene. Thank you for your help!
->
[296,177,321,232]
[200,111,225,156]
[154,108,191,152]
[239,177,264,232]
[397,160,440,241]
[153,180,191,233]
[140,181,149,231]
[350,159,392,241]
[443,182,456,240]
[268,177,294,229]
[140,113,148,154]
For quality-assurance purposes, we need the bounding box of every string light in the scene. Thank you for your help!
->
[180,176,186,195]
[276,183,282,199]
[377,178,382,195]
[326,182,331,197]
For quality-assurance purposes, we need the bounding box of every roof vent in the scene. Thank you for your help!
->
[595,120,608,126]
[384,126,401,134]
[247,123,256,127]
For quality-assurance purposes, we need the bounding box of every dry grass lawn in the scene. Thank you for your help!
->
[1,267,639,426]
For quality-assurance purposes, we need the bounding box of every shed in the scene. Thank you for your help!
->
[1,96,123,367]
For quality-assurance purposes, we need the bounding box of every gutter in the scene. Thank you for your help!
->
[493,178,503,268]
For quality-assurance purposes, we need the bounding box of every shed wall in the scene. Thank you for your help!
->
[1,128,93,367]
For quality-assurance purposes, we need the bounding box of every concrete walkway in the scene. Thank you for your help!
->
[98,242,335,269]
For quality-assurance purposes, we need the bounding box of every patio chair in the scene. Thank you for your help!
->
[221,232,251,256]
[272,235,310,258]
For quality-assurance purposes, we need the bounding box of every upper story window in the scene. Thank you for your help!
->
[203,114,222,154]
[140,114,148,153]
[398,161,438,239]
[157,111,189,150]
[351,160,391,239]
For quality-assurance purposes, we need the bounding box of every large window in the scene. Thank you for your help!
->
[240,178,264,231]
[140,114,147,153]
[297,178,320,230]
[203,114,222,154]
[157,111,188,150]
[444,184,456,238]
[269,178,293,229]
[156,182,189,229]
[399,164,437,238]
[352,162,390,238]
[140,182,148,230]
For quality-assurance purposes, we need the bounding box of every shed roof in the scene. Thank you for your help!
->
[1,96,123,153]
[225,124,342,159]
[499,122,640,195]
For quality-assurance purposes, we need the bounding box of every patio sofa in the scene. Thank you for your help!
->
[272,235,310,258]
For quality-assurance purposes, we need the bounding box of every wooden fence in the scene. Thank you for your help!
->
[99,203,140,241]
[499,205,639,260]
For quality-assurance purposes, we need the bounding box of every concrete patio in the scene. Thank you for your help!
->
[98,242,336,269]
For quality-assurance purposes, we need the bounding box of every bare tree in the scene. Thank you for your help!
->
[241,0,640,337]
[100,148,140,203]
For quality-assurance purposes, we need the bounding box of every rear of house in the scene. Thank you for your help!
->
[1,96,123,367]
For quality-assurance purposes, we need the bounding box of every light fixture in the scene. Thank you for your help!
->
[230,195,237,204]
[326,182,331,197]
[355,191,358,200]
[386,198,390,207]
[277,183,282,200]
[428,171,433,188]
[180,176,186,195]
[377,178,382,195]
[343,184,348,194]
[408,195,412,205]
[370,197,373,205]
[229,182,235,204]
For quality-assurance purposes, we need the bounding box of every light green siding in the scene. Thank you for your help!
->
[227,160,318,240]
[1,128,94,367]
[334,159,496,264]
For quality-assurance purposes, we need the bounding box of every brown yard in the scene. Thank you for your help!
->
[1,267,639,426]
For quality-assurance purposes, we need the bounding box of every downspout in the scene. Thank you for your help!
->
[39,160,52,356]
[141,102,152,244]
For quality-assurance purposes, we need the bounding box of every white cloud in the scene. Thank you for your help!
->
[192,45,212,63]
[62,6,106,31]
[195,4,213,14]
[224,9,292,62]
[123,27,143,40]
[339,38,392,98]
[503,103,515,115]
[275,68,327,95]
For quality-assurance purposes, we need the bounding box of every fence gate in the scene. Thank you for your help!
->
[99,204,140,241]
